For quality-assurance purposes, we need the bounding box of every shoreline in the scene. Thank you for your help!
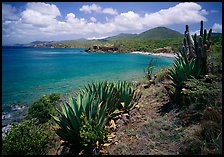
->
[131,51,177,58]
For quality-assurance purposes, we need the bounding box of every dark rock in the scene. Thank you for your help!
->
[142,83,150,89]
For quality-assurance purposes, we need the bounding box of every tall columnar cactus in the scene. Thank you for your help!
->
[183,20,212,74]
[168,21,213,102]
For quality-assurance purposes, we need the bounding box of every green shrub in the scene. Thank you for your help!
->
[2,120,53,155]
[144,59,155,81]
[182,75,221,110]
[28,93,60,123]
[154,67,170,83]
[80,113,108,154]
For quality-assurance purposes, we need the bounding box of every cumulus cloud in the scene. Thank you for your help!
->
[212,23,222,33]
[2,3,19,21]
[143,2,207,27]
[80,4,118,15]
[90,17,97,22]
[21,2,60,27]
[3,2,210,45]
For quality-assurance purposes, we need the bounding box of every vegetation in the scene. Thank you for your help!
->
[182,75,222,110]
[2,119,53,155]
[144,59,155,81]
[3,21,221,155]
[168,21,212,102]
[27,93,61,123]
[29,27,183,52]
[52,81,141,154]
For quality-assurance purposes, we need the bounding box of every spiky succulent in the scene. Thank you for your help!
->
[52,81,141,150]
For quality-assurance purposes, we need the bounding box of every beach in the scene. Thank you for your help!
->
[131,51,177,58]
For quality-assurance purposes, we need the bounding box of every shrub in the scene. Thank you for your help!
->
[2,119,53,155]
[182,75,221,110]
[154,67,170,83]
[28,93,60,123]
[80,113,108,154]
[144,59,155,81]
[52,81,141,154]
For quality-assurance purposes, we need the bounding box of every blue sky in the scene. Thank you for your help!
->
[2,2,222,45]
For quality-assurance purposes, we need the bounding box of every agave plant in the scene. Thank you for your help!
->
[113,81,141,111]
[52,92,107,149]
[52,81,141,153]
[76,81,141,116]
[168,50,203,93]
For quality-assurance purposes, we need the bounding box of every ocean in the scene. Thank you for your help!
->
[2,47,174,113]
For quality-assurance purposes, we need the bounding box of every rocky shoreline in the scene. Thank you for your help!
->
[85,45,177,57]
[2,104,28,138]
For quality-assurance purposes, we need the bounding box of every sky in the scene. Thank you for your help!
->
[2,2,222,45]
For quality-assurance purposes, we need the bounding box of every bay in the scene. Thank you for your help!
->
[2,47,174,113]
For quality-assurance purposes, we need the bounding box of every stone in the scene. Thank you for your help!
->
[142,84,150,89]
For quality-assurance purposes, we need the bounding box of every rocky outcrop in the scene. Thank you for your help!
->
[85,45,119,53]
[152,46,174,54]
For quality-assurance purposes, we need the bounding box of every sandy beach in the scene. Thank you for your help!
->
[131,51,177,58]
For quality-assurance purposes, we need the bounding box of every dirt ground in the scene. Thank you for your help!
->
[104,82,187,155]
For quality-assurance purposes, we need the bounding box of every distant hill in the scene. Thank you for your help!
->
[211,33,222,44]
[105,33,137,40]
[104,27,183,41]
[136,27,183,40]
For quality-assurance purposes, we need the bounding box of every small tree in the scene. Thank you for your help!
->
[145,59,155,80]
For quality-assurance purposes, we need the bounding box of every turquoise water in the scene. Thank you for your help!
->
[2,47,174,112]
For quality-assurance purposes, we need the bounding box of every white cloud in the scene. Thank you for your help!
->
[212,23,222,33]
[80,3,118,15]
[21,2,60,27]
[3,2,210,45]
[26,2,61,17]
[2,3,19,21]
[87,36,109,40]
[190,30,200,35]
[90,17,97,22]
[79,4,102,13]
[102,8,118,15]
[142,2,207,27]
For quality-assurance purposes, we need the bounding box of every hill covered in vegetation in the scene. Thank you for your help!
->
[21,27,221,54]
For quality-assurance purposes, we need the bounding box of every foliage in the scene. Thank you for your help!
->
[2,119,53,155]
[144,59,155,81]
[80,113,108,154]
[169,51,203,97]
[182,75,221,110]
[52,92,107,151]
[168,21,213,100]
[77,81,141,116]
[207,42,222,74]
[154,67,170,83]
[28,93,61,123]
[52,81,141,154]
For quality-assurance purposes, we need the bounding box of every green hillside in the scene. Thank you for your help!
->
[136,27,183,40]
[105,27,183,41]
[105,33,137,40]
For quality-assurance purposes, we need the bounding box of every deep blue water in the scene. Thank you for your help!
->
[2,47,174,112]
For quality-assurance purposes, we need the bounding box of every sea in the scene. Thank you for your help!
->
[2,47,174,123]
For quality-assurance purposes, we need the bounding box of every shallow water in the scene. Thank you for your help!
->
[2,47,174,112]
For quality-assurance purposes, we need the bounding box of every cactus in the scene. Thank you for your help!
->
[183,20,212,74]
[168,21,213,101]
